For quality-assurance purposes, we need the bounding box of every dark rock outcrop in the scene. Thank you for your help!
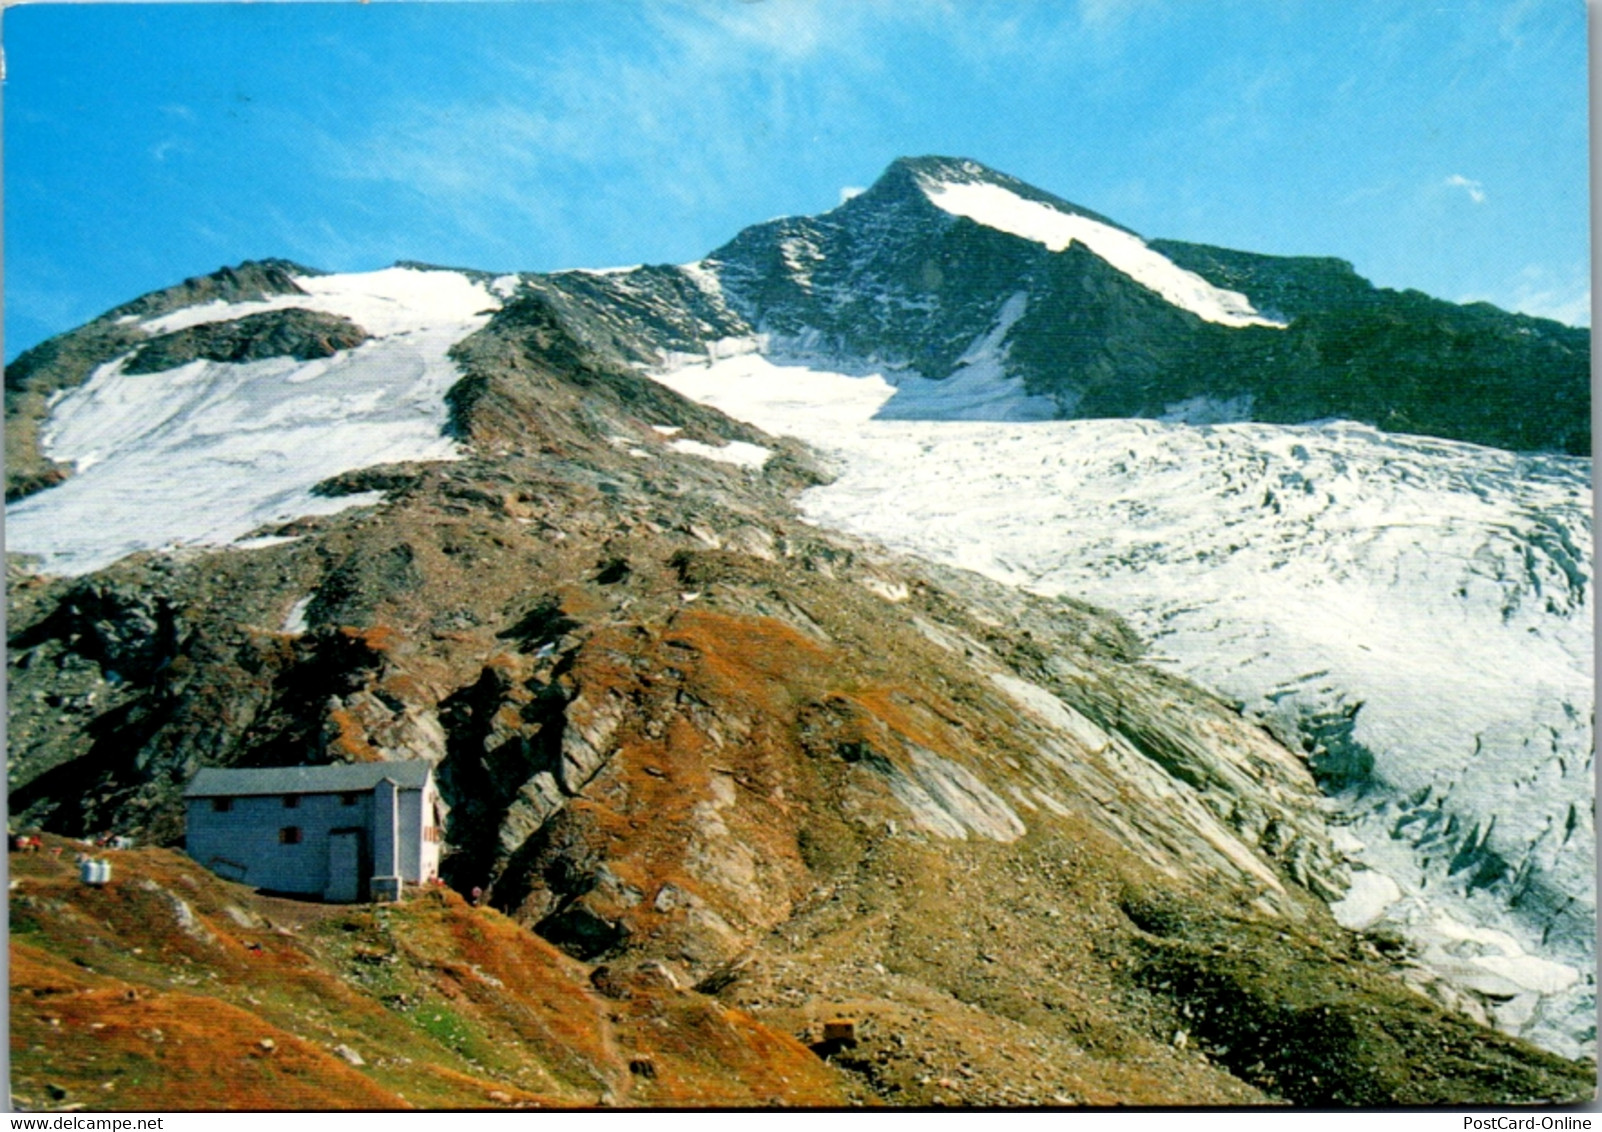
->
[123,307,369,373]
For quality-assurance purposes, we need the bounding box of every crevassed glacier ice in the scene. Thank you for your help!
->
[651,345,1595,1058]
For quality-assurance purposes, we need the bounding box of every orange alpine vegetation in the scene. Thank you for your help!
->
[9,838,844,1110]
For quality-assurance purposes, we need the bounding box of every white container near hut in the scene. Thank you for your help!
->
[79,858,111,886]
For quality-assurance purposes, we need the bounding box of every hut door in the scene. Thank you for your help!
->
[324,829,364,902]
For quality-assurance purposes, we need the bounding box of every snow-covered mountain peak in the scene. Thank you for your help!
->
[667,156,1587,455]
[858,155,1135,229]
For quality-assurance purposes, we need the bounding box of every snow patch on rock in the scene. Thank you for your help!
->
[876,292,1056,421]
[918,178,1284,329]
[281,595,313,636]
[9,267,499,577]
[668,438,773,469]
[1329,869,1402,929]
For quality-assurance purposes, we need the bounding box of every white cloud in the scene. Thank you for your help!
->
[1077,0,1165,32]
[678,0,852,60]
[1507,263,1591,327]
[1462,262,1591,327]
[1444,173,1487,204]
[308,3,944,261]
[297,0,1147,265]
[839,185,866,204]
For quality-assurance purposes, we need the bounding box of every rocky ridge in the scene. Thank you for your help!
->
[525,156,1588,452]
[122,307,370,374]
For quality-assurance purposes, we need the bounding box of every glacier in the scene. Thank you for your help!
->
[650,341,1595,1059]
[6,267,500,576]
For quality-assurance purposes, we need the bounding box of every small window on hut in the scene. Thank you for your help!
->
[279,826,302,845]
[211,797,233,813]
[283,795,300,809]
[340,792,360,807]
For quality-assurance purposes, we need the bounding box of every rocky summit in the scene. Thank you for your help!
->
[5,157,1593,1109]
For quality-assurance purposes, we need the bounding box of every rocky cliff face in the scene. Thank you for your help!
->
[5,158,1593,1106]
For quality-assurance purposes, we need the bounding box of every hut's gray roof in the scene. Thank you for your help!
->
[184,760,433,799]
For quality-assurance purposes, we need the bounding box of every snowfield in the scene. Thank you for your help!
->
[917,174,1284,329]
[6,267,499,576]
[652,342,1595,1059]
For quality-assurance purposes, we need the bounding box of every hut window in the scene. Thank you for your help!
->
[211,797,233,813]
[283,795,300,809]
[279,826,302,845]
[340,792,360,807]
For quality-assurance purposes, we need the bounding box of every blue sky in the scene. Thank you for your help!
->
[4,0,1590,360]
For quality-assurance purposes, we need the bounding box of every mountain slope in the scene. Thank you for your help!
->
[6,289,1590,1101]
[10,836,847,1110]
[4,157,1594,1105]
[480,157,1591,1056]
[5,260,319,503]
